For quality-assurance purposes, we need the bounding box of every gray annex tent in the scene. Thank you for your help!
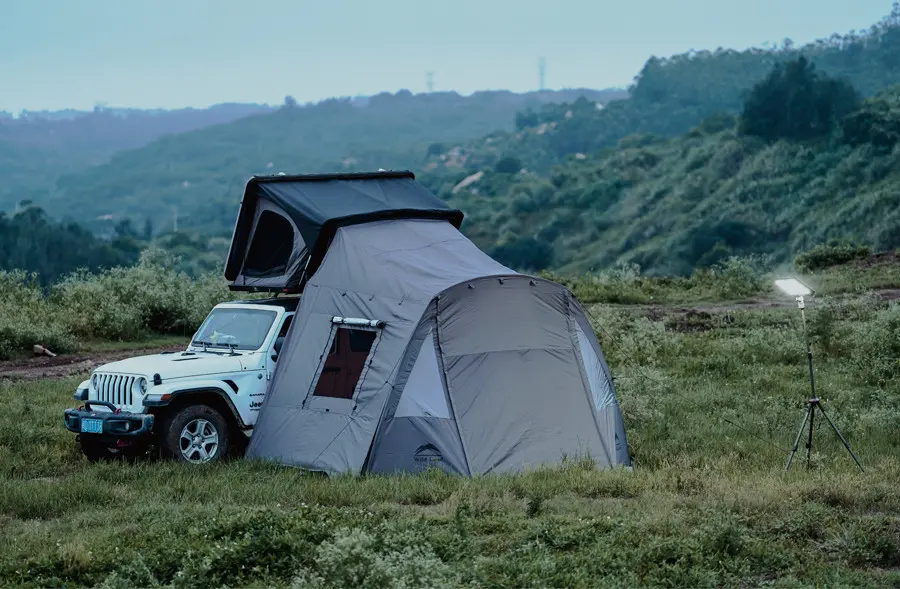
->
[231,171,630,475]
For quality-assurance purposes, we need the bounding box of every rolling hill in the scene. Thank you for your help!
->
[33,88,625,235]
[30,7,900,242]
[0,103,274,212]
[443,83,900,276]
[420,8,900,182]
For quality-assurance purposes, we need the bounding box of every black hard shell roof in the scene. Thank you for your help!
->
[224,170,464,290]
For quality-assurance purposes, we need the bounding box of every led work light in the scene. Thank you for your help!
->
[775,278,863,471]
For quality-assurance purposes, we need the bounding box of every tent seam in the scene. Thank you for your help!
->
[434,296,473,477]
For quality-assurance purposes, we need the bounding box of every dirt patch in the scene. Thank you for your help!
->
[0,344,184,382]
[877,288,900,302]
[665,309,719,333]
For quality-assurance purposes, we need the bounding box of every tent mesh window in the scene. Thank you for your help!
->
[242,211,294,277]
[313,327,377,399]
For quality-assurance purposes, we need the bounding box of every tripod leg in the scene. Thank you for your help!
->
[806,403,815,469]
[786,405,812,472]
[816,405,864,472]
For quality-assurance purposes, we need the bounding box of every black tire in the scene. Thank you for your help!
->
[79,436,115,462]
[162,404,230,464]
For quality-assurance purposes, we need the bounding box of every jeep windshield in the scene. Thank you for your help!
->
[191,308,278,351]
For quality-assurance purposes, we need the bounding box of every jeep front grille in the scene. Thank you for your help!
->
[93,373,138,407]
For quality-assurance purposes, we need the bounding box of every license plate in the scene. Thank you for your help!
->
[81,418,103,434]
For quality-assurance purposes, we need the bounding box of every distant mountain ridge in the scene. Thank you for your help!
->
[0,102,277,214]
[2,103,273,121]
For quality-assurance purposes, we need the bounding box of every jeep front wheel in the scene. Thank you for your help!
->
[163,405,230,464]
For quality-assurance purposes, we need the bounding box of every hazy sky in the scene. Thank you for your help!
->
[1,0,894,112]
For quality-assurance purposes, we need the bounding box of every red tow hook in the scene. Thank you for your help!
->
[116,439,133,447]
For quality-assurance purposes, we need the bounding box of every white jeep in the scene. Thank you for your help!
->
[63,298,297,464]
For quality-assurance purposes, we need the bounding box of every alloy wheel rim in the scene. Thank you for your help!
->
[179,418,219,463]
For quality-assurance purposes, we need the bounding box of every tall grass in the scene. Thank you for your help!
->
[0,272,78,360]
[0,249,232,360]
[540,255,772,304]
[3,248,896,360]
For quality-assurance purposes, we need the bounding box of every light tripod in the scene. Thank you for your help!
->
[779,286,863,472]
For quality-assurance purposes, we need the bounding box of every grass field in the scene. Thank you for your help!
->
[1,261,900,587]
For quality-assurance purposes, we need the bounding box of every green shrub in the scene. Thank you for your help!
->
[795,242,873,271]
[292,524,457,589]
[490,236,554,272]
[543,256,768,305]
[0,271,77,360]
[739,57,860,142]
[0,250,234,356]
[51,248,232,341]
[696,255,769,299]
[494,156,523,174]
[843,302,900,386]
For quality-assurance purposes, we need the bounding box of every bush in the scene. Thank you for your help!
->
[490,236,554,272]
[739,56,860,142]
[292,525,457,589]
[841,88,900,149]
[51,249,232,341]
[494,156,523,174]
[795,242,873,271]
[697,256,769,299]
[0,271,77,360]
[0,250,234,357]
[696,112,737,135]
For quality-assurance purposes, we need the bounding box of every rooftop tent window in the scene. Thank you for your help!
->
[242,210,294,277]
[224,171,464,292]
[313,327,377,399]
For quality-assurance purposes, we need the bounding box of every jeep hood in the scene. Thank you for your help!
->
[94,352,256,380]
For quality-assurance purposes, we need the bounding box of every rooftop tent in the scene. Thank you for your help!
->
[247,217,631,475]
[224,170,464,291]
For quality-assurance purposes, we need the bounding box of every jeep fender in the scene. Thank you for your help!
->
[142,380,248,429]
[74,379,91,401]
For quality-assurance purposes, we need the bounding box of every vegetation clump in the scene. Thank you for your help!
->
[795,241,873,271]
[0,249,231,359]
[739,56,859,142]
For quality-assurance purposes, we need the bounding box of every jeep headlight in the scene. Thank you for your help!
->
[133,377,148,395]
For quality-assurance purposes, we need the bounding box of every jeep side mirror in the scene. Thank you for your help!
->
[272,336,285,362]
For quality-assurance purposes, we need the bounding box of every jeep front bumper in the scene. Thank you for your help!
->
[64,400,155,438]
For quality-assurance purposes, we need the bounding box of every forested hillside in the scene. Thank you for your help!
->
[32,89,623,235]
[0,103,273,212]
[443,63,900,275]
[28,7,900,243]
[0,206,143,285]
[421,7,900,180]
